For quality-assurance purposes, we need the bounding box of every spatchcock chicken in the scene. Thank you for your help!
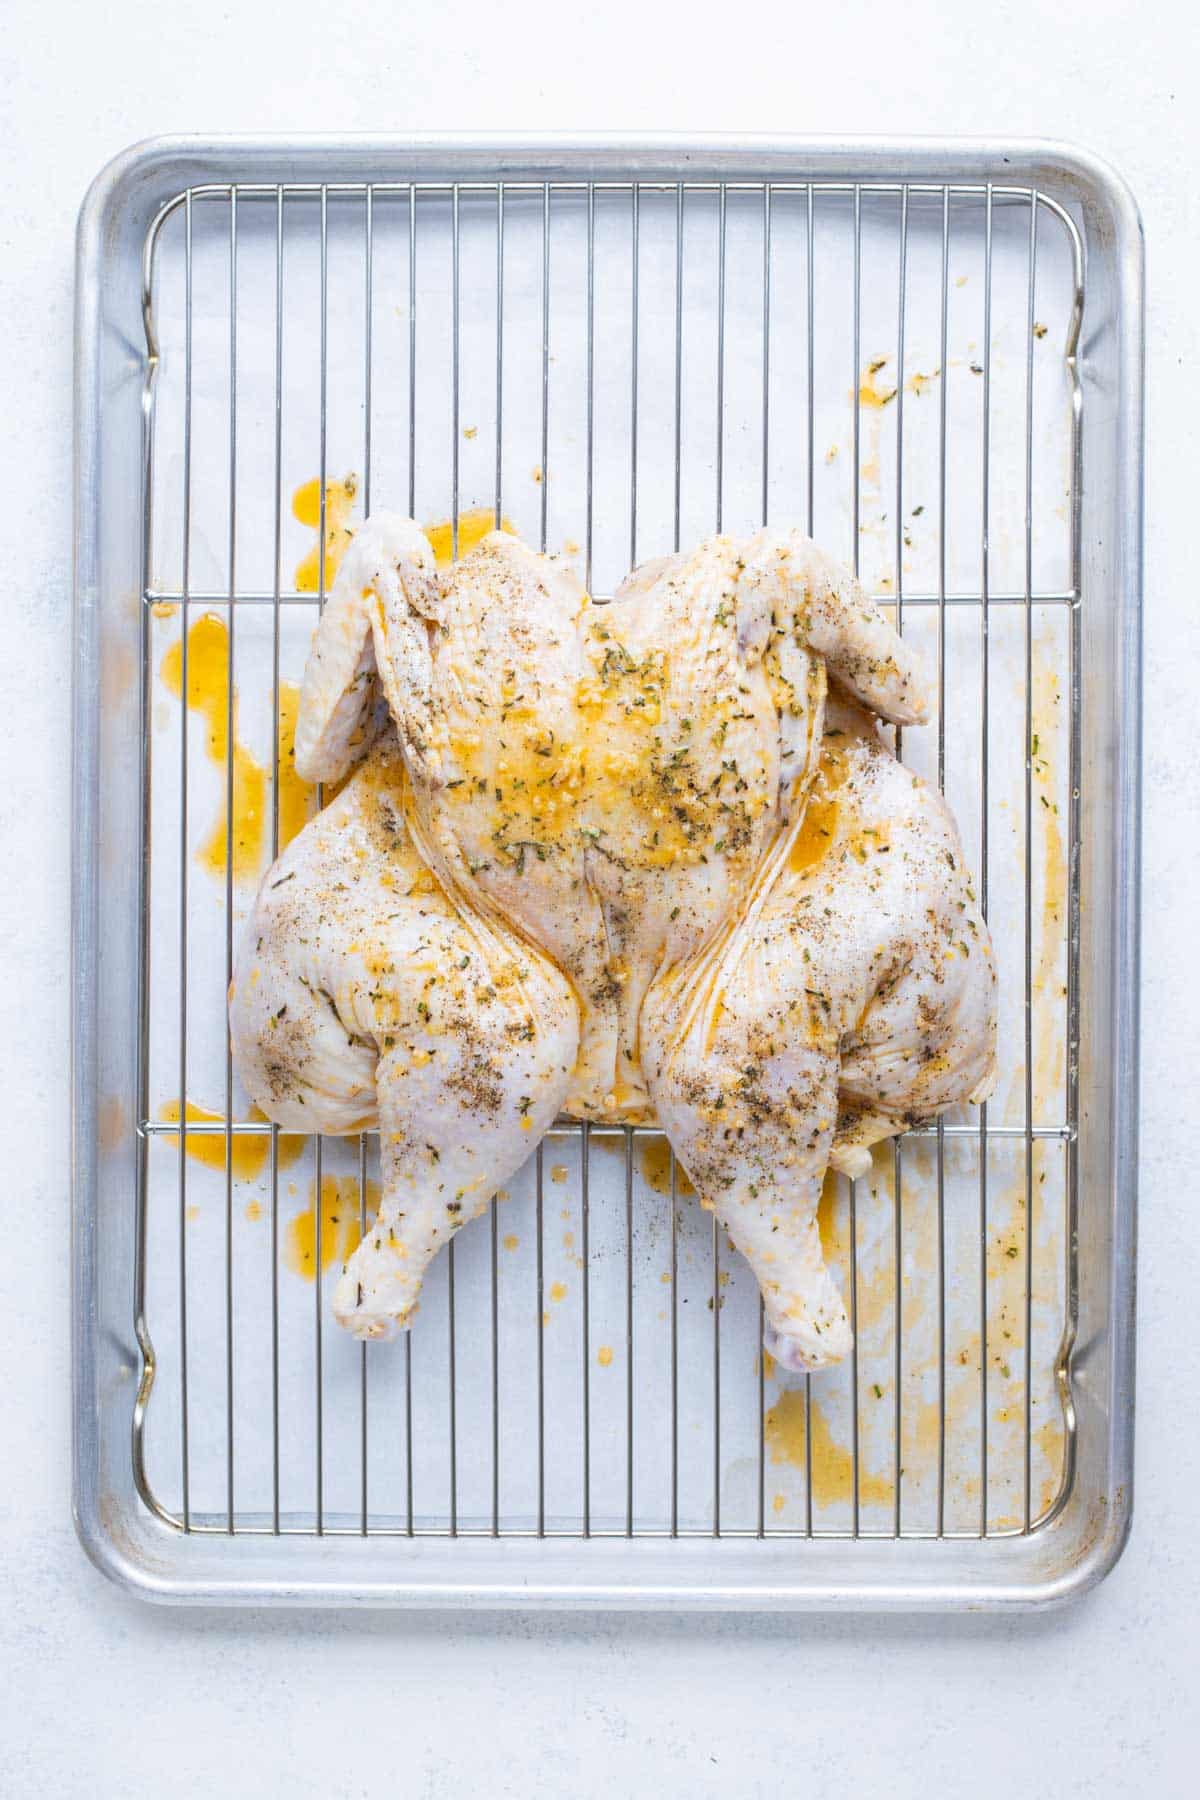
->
[230,516,997,1373]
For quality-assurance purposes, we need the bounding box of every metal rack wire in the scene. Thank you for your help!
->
[134,175,1082,1546]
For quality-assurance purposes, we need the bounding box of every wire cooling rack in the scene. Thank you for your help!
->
[132,174,1082,1546]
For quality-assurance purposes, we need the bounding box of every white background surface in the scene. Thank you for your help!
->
[1,3,1195,1793]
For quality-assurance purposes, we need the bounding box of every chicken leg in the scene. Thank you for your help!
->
[229,740,578,1339]
[642,692,997,1372]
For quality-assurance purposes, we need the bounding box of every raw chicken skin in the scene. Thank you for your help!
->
[230,515,996,1365]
